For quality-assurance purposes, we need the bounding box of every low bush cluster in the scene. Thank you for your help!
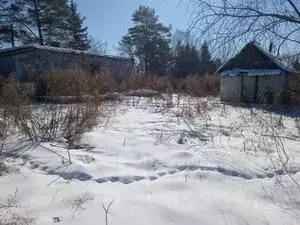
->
[283,75,300,105]
[119,74,220,96]
[0,69,219,160]
[0,70,103,157]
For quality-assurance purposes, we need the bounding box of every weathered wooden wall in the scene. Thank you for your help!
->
[33,48,134,76]
[220,76,242,102]
[257,76,285,104]
[0,46,134,80]
[220,75,286,104]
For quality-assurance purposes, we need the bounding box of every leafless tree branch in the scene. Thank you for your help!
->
[0,3,38,39]
[189,0,300,57]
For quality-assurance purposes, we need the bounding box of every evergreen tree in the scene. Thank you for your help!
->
[0,0,13,46]
[199,42,216,75]
[0,0,32,47]
[119,6,172,76]
[293,59,300,72]
[66,0,89,50]
[1,0,90,48]
[12,0,71,46]
[173,41,200,77]
[36,0,70,46]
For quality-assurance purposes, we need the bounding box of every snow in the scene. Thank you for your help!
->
[0,44,132,60]
[1,95,300,225]
[217,42,296,74]
[252,43,296,73]
[220,68,283,76]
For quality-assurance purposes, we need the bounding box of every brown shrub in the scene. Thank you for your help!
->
[0,76,34,106]
[284,75,300,105]
[36,70,219,98]
[26,70,102,146]
[120,75,144,90]
[120,75,172,93]
[0,72,103,152]
[0,76,35,155]
[183,75,220,97]
[119,74,219,96]
[41,69,90,97]
[36,69,118,99]
[93,70,116,94]
[0,190,36,225]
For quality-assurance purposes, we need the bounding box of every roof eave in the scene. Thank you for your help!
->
[0,44,133,60]
[217,42,296,74]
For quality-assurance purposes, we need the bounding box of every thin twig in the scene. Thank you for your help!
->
[102,200,114,225]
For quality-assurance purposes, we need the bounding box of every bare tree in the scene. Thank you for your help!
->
[0,0,39,46]
[88,36,107,54]
[189,0,300,57]
[171,29,198,49]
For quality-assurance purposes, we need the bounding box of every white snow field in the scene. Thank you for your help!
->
[1,94,300,225]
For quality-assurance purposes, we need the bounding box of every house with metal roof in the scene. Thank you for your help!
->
[0,45,134,80]
[217,42,296,104]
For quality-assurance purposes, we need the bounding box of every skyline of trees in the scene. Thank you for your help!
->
[119,6,220,76]
[189,0,300,57]
[0,0,91,50]
[119,6,172,76]
[1,2,298,75]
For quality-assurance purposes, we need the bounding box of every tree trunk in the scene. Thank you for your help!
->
[33,0,44,45]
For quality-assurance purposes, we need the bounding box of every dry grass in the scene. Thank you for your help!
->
[0,162,9,176]
[39,69,93,98]
[35,70,220,98]
[0,71,105,163]
[120,75,173,93]
[0,190,35,225]
[0,71,219,163]
[183,75,220,97]
[119,74,220,96]
[36,69,118,101]
[284,75,300,105]
[0,77,34,156]
[64,192,94,216]
[93,70,117,94]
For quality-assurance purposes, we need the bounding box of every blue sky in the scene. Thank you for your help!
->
[76,0,191,54]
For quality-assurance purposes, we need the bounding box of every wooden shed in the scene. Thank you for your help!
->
[0,45,134,80]
[217,42,296,104]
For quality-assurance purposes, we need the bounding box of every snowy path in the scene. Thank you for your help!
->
[1,96,300,225]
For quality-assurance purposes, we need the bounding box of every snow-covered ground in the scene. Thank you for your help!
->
[1,95,300,225]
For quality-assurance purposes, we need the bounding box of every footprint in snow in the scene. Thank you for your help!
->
[95,175,146,184]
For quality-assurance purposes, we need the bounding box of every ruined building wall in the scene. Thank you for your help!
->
[0,47,134,80]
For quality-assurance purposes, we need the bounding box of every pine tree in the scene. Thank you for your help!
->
[199,42,216,75]
[1,0,77,47]
[66,0,89,50]
[0,0,13,46]
[173,42,200,77]
[119,6,172,75]
[18,0,70,46]
[199,42,210,75]
[0,0,31,46]
[39,0,70,46]
[293,59,300,72]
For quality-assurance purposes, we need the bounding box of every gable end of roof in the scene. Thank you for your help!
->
[217,43,296,74]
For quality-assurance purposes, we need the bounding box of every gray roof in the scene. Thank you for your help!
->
[253,43,296,73]
[217,43,296,74]
[0,44,132,60]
